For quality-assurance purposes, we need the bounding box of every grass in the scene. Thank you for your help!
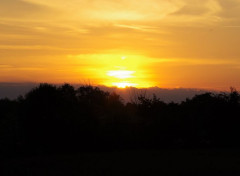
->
[1,149,240,176]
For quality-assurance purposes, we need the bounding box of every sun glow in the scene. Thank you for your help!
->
[107,69,137,88]
[106,69,137,88]
[121,56,126,60]
[112,82,137,88]
[68,53,153,88]
[107,70,135,79]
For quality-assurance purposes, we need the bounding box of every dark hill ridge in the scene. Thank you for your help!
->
[0,82,216,103]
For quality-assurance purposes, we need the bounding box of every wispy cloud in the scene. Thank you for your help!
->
[0,64,13,68]
[1,0,240,89]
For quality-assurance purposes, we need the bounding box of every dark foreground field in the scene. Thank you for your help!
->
[1,84,240,175]
[2,149,240,176]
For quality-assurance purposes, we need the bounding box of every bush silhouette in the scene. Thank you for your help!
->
[0,84,240,155]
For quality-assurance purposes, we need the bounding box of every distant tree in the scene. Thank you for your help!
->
[1,83,240,154]
[76,86,109,106]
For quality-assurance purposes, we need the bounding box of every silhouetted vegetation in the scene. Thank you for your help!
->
[0,83,240,156]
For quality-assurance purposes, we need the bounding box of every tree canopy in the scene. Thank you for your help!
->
[0,84,240,156]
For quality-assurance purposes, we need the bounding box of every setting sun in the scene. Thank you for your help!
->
[121,56,126,60]
[107,70,135,79]
[99,55,153,88]
[67,54,153,88]
[107,70,137,88]
[112,82,137,88]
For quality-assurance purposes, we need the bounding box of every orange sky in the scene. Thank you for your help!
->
[1,0,240,90]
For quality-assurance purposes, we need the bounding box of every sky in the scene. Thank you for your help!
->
[1,0,240,90]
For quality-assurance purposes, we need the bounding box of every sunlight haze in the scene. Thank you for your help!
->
[1,0,240,90]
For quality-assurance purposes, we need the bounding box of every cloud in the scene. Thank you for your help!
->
[0,0,49,18]
[0,64,13,69]
[22,0,179,21]
[217,0,240,18]
[2,0,240,27]
[18,0,225,26]
[172,4,208,16]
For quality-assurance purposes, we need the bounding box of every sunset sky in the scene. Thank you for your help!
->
[1,0,240,90]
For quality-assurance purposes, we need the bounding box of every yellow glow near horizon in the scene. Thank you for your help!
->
[121,56,126,60]
[112,82,137,88]
[107,70,135,79]
[1,0,240,90]
[107,70,137,88]
[69,54,154,88]
[102,55,152,88]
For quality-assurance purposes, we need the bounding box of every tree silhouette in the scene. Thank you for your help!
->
[0,84,240,155]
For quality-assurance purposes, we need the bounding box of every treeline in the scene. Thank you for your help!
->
[0,84,240,155]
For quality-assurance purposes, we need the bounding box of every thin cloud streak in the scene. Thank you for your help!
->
[0,0,240,89]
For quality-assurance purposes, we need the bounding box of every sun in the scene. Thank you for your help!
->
[107,70,136,88]
[112,82,137,88]
[121,56,126,60]
[107,70,135,79]
[93,54,152,88]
